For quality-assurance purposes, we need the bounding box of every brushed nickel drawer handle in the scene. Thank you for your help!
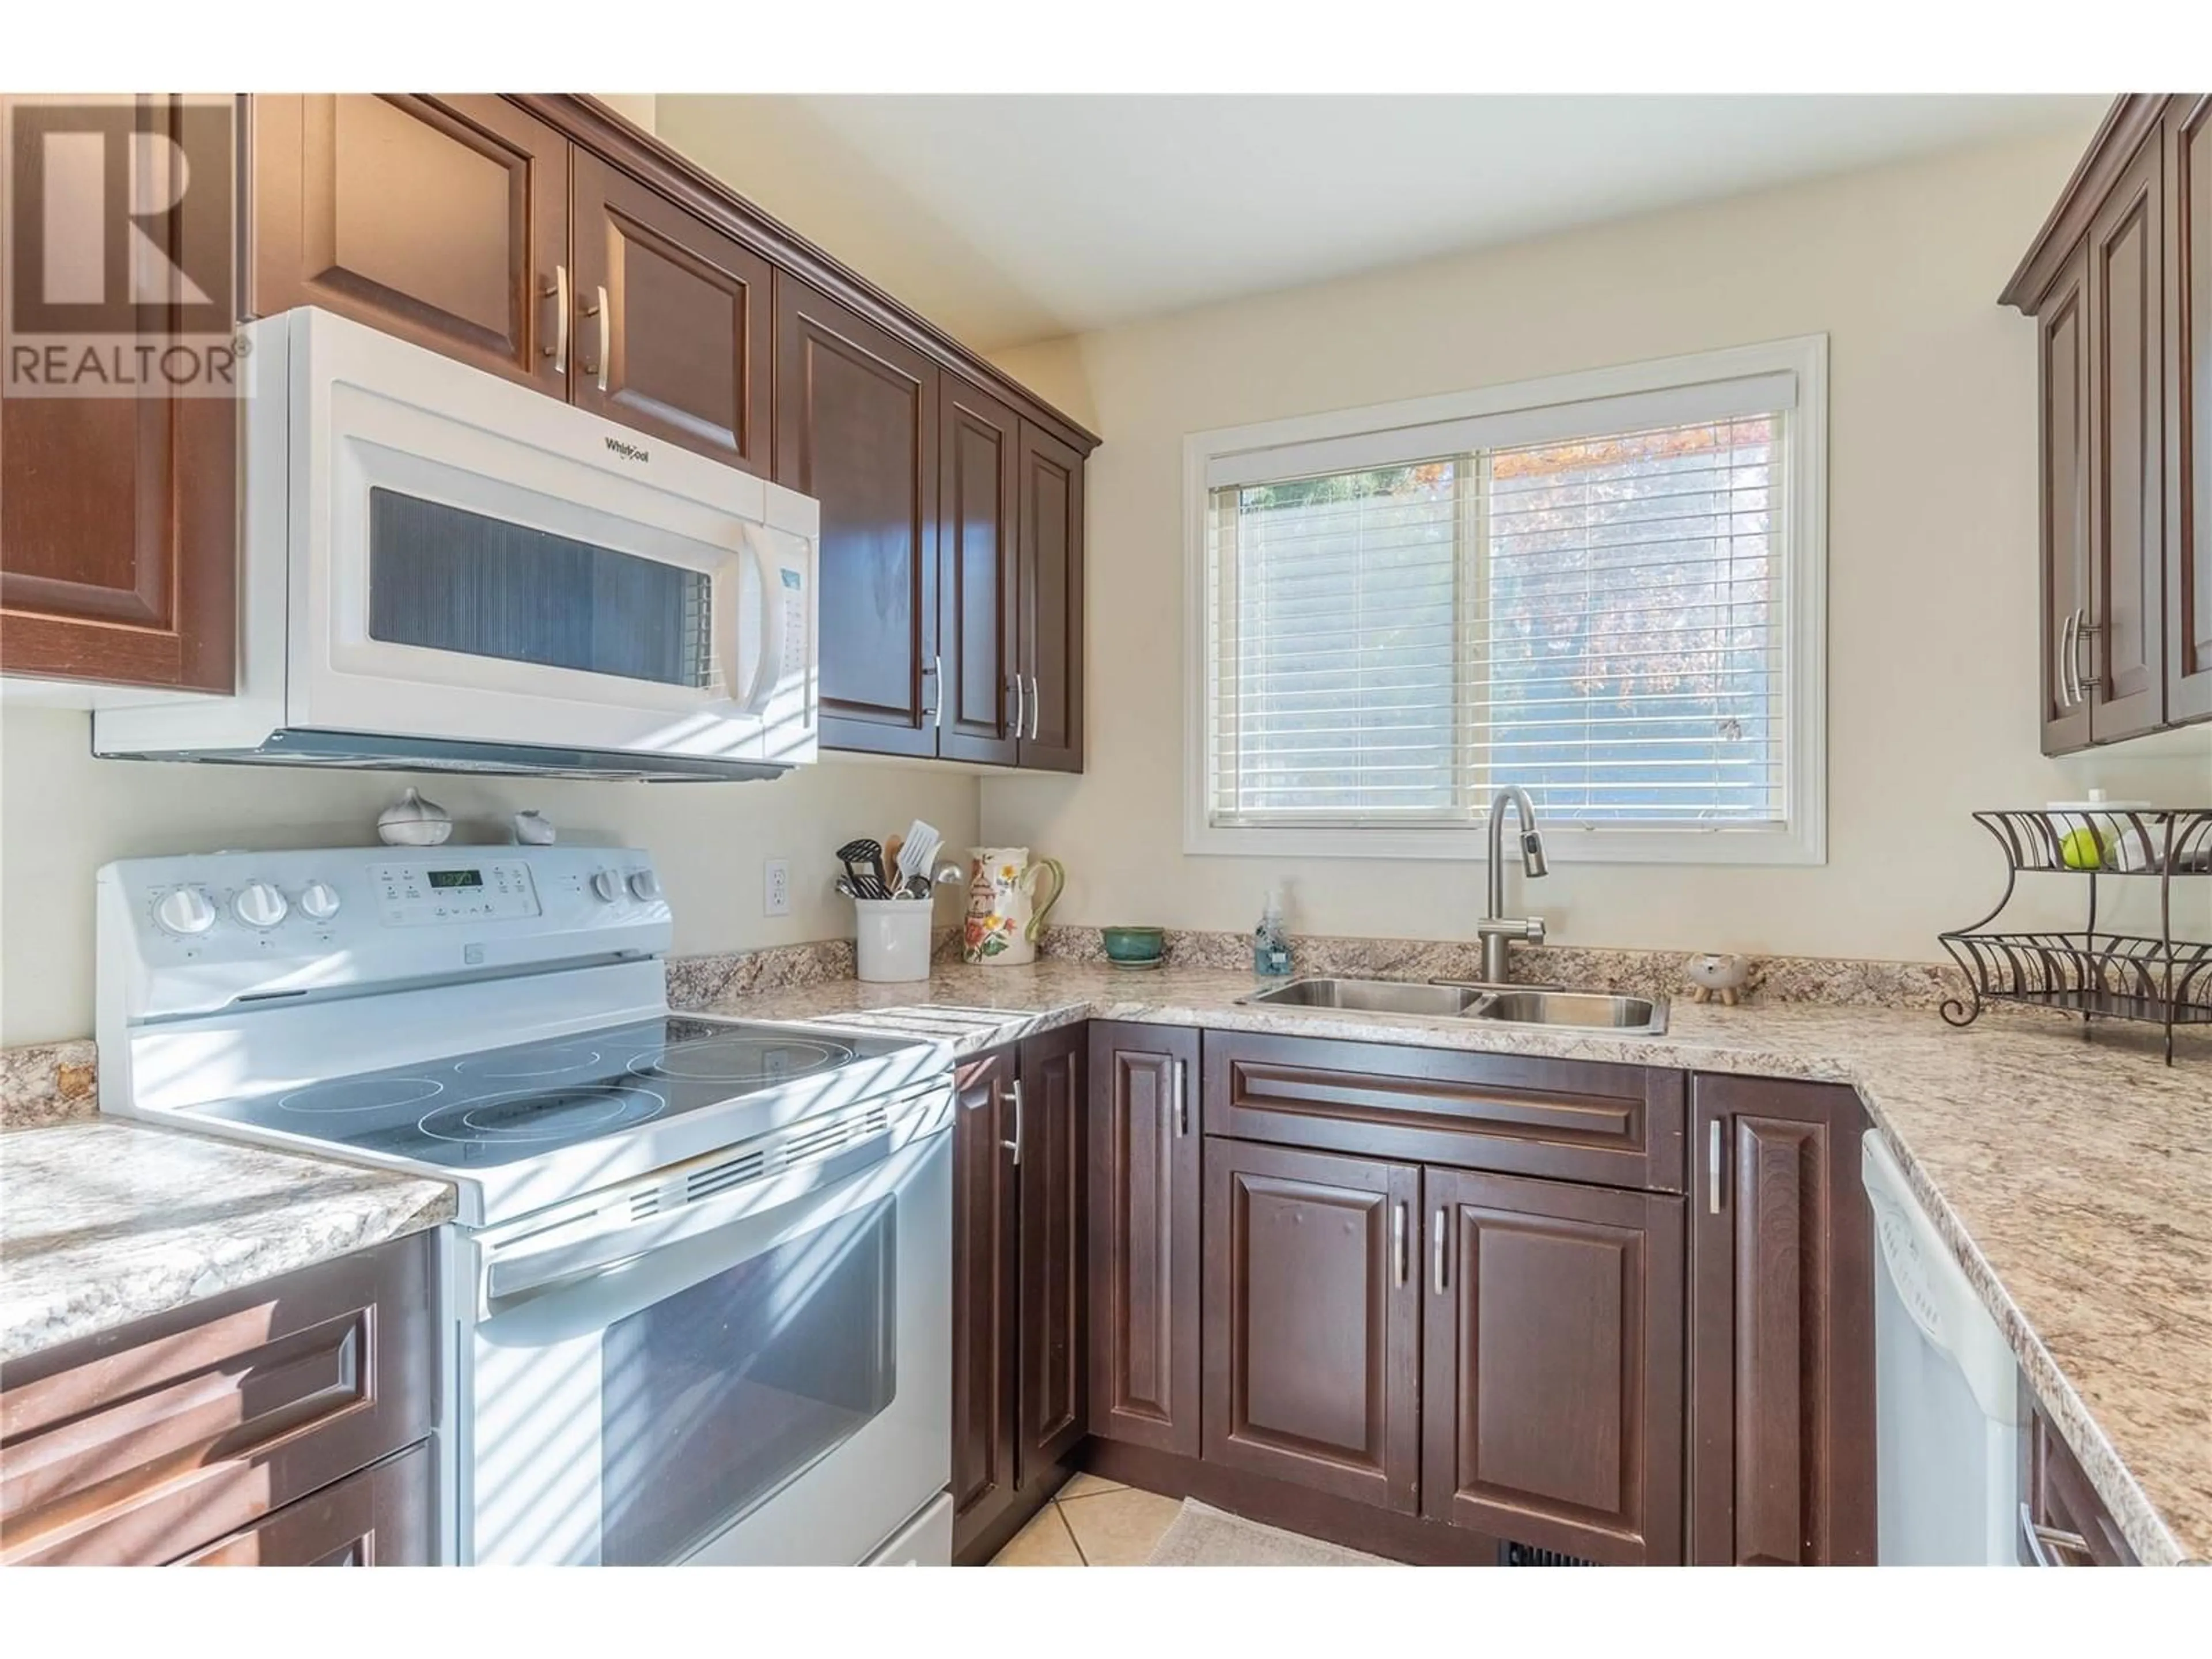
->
[1431,1207,1448,1295]
[1392,1202,1408,1286]
[1002,1077,1022,1166]
[1709,1118,1724,1214]
[1172,1058,1188,1137]
[2020,1503,2094,1566]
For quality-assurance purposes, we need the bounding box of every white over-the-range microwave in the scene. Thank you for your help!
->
[96,307,819,781]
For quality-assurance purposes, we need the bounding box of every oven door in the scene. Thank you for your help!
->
[461,1122,949,1565]
[272,307,817,764]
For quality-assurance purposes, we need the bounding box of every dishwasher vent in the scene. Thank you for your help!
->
[1500,1540,1596,1566]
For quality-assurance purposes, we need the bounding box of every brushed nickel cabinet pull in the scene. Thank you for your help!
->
[1011,674,1024,740]
[545,264,570,373]
[2059,608,2080,708]
[2019,1503,2093,1567]
[1172,1058,1188,1137]
[594,285,610,392]
[1029,673,1041,741]
[2074,615,2101,695]
[1431,1207,1448,1295]
[1392,1202,1408,1286]
[1708,1118,1724,1214]
[1002,1077,1022,1165]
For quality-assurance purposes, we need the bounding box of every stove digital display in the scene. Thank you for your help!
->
[428,869,484,889]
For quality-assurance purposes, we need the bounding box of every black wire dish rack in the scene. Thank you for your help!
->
[1939,808,2212,1064]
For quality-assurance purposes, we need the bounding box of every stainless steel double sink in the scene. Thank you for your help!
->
[1237,976,1667,1033]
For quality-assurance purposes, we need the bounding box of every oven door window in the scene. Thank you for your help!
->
[598,1196,897,1566]
[368,488,715,689]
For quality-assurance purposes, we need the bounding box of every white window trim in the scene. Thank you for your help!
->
[1182,335,1828,866]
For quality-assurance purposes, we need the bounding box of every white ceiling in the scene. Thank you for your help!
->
[655,95,2106,353]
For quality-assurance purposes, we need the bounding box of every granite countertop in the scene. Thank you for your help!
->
[0,1120,454,1366]
[699,960,2212,1567]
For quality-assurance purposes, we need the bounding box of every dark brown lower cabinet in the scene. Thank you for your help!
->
[1202,1139,1422,1513]
[1688,1075,1876,1566]
[1086,1022,1200,1456]
[949,1027,1088,1563]
[178,1443,434,1566]
[0,1232,435,1566]
[1422,1168,1684,1565]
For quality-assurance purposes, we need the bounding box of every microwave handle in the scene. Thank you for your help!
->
[734,529,788,717]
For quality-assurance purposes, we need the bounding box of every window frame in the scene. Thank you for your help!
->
[1181,335,1828,866]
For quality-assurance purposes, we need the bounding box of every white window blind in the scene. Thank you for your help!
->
[1206,410,1787,834]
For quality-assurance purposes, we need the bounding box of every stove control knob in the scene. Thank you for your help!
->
[232,881,290,930]
[154,885,218,936]
[591,870,622,903]
[627,870,662,901]
[298,881,341,922]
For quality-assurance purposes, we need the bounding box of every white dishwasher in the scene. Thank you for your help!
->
[1861,1130,2026,1565]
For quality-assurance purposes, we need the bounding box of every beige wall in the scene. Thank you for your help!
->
[0,707,976,1045]
[983,123,2211,965]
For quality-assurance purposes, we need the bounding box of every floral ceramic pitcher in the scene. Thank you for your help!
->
[963,847,1065,966]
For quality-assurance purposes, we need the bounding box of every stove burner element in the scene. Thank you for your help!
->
[454,1043,606,1081]
[418,1085,665,1145]
[631,1033,855,1085]
[278,1075,444,1115]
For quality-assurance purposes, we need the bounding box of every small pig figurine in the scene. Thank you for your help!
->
[1685,952,1751,1007]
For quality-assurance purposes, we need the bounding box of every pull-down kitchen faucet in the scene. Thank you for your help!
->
[1478,786,1549,984]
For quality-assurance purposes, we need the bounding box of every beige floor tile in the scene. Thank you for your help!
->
[990,1503,1085,1566]
[1055,1471,1127,1501]
[1056,1487,1185,1566]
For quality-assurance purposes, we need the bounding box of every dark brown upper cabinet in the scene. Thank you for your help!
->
[1087,1022,1201,1457]
[570,148,773,474]
[938,377,1022,765]
[774,274,941,758]
[1687,1075,1875,1567]
[2169,96,2212,725]
[1421,1166,1684,1566]
[1017,420,1085,772]
[249,94,570,393]
[1202,1138,1423,1514]
[948,1029,1088,1565]
[0,94,236,693]
[2005,93,2212,750]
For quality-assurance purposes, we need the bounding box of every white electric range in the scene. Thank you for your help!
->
[96,844,956,1567]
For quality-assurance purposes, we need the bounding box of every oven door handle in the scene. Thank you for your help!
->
[482,1125,908,1319]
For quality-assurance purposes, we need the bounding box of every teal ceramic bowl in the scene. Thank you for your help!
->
[1101,926,1166,965]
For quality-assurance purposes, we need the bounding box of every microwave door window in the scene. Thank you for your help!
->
[368,488,717,690]
[597,1196,897,1566]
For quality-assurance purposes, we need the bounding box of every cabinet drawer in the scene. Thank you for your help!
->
[0,1232,437,1567]
[177,1441,433,1566]
[1202,1031,1685,1192]
[2024,1404,2139,1566]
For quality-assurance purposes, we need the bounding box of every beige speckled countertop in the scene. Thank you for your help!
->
[697,960,2212,1567]
[0,1120,454,1366]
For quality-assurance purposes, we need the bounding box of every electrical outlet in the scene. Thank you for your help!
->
[764,858,791,918]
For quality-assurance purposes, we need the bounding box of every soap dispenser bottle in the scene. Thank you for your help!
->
[1253,885,1293,979]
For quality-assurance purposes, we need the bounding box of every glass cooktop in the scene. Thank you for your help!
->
[192,1016,910,1169]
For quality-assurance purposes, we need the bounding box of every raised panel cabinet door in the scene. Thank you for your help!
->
[248,94,568,392]
[1016,419,1084,772]
[949,1048,1020,1560]
[2085,131,2167,742]
[2037,240,2096,753]
[569,149,772,472]
[177,1442,433,1566]
[937,377,1020,764]
[1687,1075,1875,1567]
[1421,1168,1684,1565]
[1203,1139,1421,1513]
[1016,1026,1088,1482]
[2169,96,2212,725]
[1086,1022,1200,1456]
[773,274,940,757]
[0,94,236,692]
